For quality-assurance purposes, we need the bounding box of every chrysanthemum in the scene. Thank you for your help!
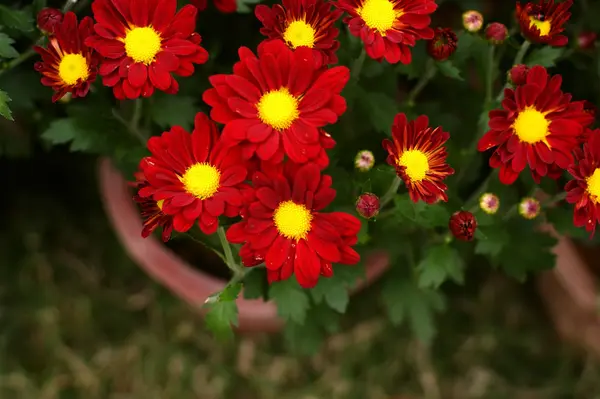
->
[255,0,343,66]
[202,40,349,164]
[478,66,594,185]
[132,164,174,242]
[516,0,572,47]
[382,113,454,204]
[566,130,600,236]
[479,193,500,215]
[137,113,250,235]
[426,27,458,61]
[85,0,209,100]
[334,0,436,64]
[518,197,541,220]
[189,0,236,13]
[33,12,98,102]
[226,163,361,288]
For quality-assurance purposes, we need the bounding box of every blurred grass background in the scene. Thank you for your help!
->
[1,151,600,399]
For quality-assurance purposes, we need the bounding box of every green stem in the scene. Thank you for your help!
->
[217,226,244,277]
[112,108,146,145]
[380,176,403,208]
[494,40,531,103]
[351,47,367,81]
[130,99,143,133]
[407,59,437,106]
[484,45,495,106]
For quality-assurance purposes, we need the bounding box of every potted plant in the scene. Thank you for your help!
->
[2,0,599,353]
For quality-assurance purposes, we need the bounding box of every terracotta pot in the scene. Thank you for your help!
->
[98,158,390,333]
[537,230,600,357]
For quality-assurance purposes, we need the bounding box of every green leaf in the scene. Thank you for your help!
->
[269,279,310,324]
[475,228,509,257]
[0,89,13,121]
[33,0,47,15]
[436,60,463,80]
[41,118,80,146]
[525,47,564,68]
[310,277,350,313]
[205,301,238,340]
[150,95,197,131]
[283,320,323,355]
[419,204,451,228]
[417,245,464,288]
[364,92,397,135]
[236,0,261,13]
[0,33,19,59]
[242,268,267,300]
[394,193,427,222]
[546,205,588,240]
[0,6,34,32]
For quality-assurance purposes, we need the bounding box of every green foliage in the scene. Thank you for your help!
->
[0,33,19,59]
[269,279,310,324]
[394,193,450,228]
[204,282,242,340]
[242,267,268,300]
[363,91,396,135]
[0,5,34,33]
[0,89,13,121]
[150,95,197,131]
[417,244,464,288]
[525,47,565,68]
[435,61,463,81]
[236,0,262,13]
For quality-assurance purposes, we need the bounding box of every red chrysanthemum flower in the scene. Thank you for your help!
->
[515,0,572,47]
[189,0,236,13]
[202,40,348,165]
[255,0,343,66]
[33,12,98,102]
[85,0,209,100]
[566,130,600,236]
[137,113,250,235]
[426,27,457,61]
[478,66,594,185]
[226,163,361,288]
[334,0,436,64]
[132,164,174,242]
[383,113,454,204]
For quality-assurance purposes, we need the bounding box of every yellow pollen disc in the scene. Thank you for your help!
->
[156,199,165,210]
[283,20,316,48]
[357,0,402,34]
[124,26,162,65]
[512,107,550,144]
[58,53,89,86]
[586,168,600,203]
[273,200,313,241]
[180,163,221,200]
[398,149,430,182]
[529,17,551,36]
[257,88,299,130]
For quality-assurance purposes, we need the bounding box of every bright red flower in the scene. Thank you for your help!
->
[189,0,236,13]
[255,0,343,66]
[85,0,209,100]
[566,130,600,236]
[478,66,594,185]
[132,164,174,242]
[515,0,572,47]
[334,0,436,64]
[448,211,477,241]
[137,113,250,235]
[426,27,457,61]
[226,163,361,288]
[37,7,63,34]
[383,113,454,204]
[33,12,98,102]
[202,40,349,165]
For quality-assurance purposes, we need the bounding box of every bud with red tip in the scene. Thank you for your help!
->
[577,31,597,50]
[485,22,508,45]
[518,197,540,220]
[37,8,63,35]
[449,211,477,241]
[427,27,458,61]
[356,193,380,219]
[355,150,375,172]
[508,64,529,86]
[479,193,500,215]
[462,10,483,33]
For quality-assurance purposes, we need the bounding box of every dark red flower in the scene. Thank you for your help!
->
[566,130,600,236]
[485,22,508,44]
[255,0,343,66]
[132,164,174,242]
[137,113,250,235]
[426,27,458,61]
[37,7,63,34]
[85,0,209,100]
[515,0,572,47]
[202,40,349,165]
[334,0,437,64]
[189,0,236,13]
[478,66,594,185]
[578,31,597,50]
[449,211,477,241]
[508,64,529,86]
[356,192,380,219]
[383,113,454,204]
[33,12,98,102]
[226,163,361,288]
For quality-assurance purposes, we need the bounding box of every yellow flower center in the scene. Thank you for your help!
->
[124,26,162,65]
[398,149,429,182]
[512,107,550,144]
[586,168,600,203]
[58,53,89,86]
[283,20,316,48]
[156,199,165,210]
[257,88,299,130]
[273,200,313,240]
[357,0,402,34]
[529,17,551,36]
[180,163,221,200]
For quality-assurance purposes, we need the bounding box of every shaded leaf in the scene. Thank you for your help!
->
[243,268,267,300]
[436,60,463,80]
[150,95,197,131]
[475,228,509,257]
[364,92,397,135]
[417,245,464,288]
[0,33,19,59]
[283,320,323,355]
[205,301,238,340]
[525,47,564,67]
[0,89,13,121]
[269,279,310,324]
[0,6,34,32]
[310,277,350,314]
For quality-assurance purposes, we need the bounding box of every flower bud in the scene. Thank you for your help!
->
[508,64,529,86]
[37,8,63,35]
[356,193,380,219]
[427,27,458,61]
[485,22,508,45]
[518,197,540,219]
[577,31,597,50]
[462,10,483,33]
[479,193,500,215]
[449,211,477,241]
[355,150,375,172]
